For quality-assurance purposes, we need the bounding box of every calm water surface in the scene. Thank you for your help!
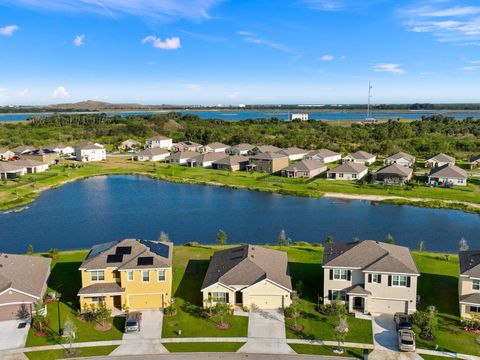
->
[0,175,478,253]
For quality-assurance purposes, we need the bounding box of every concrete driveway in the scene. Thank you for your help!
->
[0,320,30,350]
[238,309,294,354]
[111,309,168,356]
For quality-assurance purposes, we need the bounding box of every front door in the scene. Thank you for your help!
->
[354,297,363,309]
[113,296,122,309]
[235,291,243,305]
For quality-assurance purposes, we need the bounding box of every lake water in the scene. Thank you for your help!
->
[0,175,478,253]
[1,110,479,122]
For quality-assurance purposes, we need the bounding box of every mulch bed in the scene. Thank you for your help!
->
[289,324,304,332]
[94,323,112,331]
[34,329,49,337]
[216,322,231,330]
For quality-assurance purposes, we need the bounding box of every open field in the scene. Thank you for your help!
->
[1,157,479,214]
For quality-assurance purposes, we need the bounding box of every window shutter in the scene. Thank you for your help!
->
[329,269,333,280]
[208,292,211,298]
[328,290,332,301]
[345,294,349,302]
[388,275,392,286]
[347,270,352,281]
[407,277,411,288]
[378,274,382,283]
[368,274,372,283]
[226,293,230,303]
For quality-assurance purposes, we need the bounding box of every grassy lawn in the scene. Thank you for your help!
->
[289,344,366,358]
[24,345,118,360]
[163,342,245,352]
[26,251,125,347]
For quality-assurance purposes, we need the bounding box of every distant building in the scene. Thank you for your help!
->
[289,113,309,121]
[327,162,368,181]
[428,163,467,187]
[119,139,141,152]
[375,163,413,185]
[146,135,172,150]
[171,141,202,153]
[276,147,308,161]
[281,159,327,179]
[425,153,455,168]
[186,152,226,168]
[74,142,106,162]
[305,149,342,164]
[343,151,376,165]
[44,143,75,156]
[226,144,255,156]
[247,153,289,173]
[200,142,229,154]
[0,149,15,161]
[384,152,416,168]
[10,145,36,156]
[133,148,170,162]
[212,155,250,171]
[167,151,198,165]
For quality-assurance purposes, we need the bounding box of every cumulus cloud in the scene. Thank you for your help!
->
[142,36,181,50]
[73,34,85,46]
[0,25,19,37]
[320,54,335,61]
[373,63,406,74]
[52,86,70,99]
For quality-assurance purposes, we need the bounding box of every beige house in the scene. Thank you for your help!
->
[247,153,289,173]
[167,150,198,165]
[171,141,202,153]
[0,254,51,321]
[0,163,27,180]
[343,151,376,165]
[44,143,75,156]
[226,144,255,156]
[13,159,49,173]
[20,149,59,165]
[276,147,308,161]
[281,159,327,179]
[428,163,468,187]
[323,240,419,315]
[133,148,170,162]
[74,142,106,162]
[146,135,172,150]
[425,153,455,168]
[119,139,141,151]
[201,245,292,309]
[327,162,368,181]
[469,155,480,169]
[0,149,15,161]
[10,145,36,156]
[251,145,282,155]
[304,149,341,164]
[384,152,416,167]
[201,142,229,153]
[375,163,413,185]
[212,155,250,171]
[459,250,480,318]
[187,152,226,168]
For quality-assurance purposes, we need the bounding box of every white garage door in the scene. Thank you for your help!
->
[370,299,407,314]
[249,295,284,309]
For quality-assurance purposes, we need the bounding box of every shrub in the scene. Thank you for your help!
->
[461,317,480,331]
[317,303,342,316]
[412,306,438,340]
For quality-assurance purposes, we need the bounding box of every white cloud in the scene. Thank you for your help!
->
[373,63,406,74]
[52,86,70,99]
[0,25,19,37]
[236,30,254,36]
[320,54,335,61]
[73,34,85,46]
[142,36,181,50]
[3,0,221,21]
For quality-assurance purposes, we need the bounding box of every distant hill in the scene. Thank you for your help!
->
[46,100,147,111]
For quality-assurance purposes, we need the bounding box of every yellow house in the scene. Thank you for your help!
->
[77,239,173,312]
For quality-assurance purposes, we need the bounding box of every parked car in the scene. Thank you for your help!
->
[394,312,412,330]
[398,329,416,352]
[124,312,142,333]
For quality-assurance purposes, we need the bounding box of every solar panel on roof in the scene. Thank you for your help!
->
[87,241,117,259]
[115,246,132,255]
[139,240,169,258]
[137,257,154,266]
[106,254,124,263]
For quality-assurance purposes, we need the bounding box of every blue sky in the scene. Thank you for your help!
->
[1,0,480,105]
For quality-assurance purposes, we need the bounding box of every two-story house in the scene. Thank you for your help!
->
[78,239,173,312]
[323,240,419,315]
[74,142,106,162]
[459,250,480,319]
[145,135,173,150]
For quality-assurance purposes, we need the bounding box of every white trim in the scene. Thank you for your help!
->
[363,270,419,276]
[370,296,412,302]
[141,270,150,283]
[0,301,35,307]
[119,267,170,272]
[242,278,293,293]
[323,266,362,270]
[79,292,124,297]
[127,270,134,282]
[201,282,236,292]
[157,269,166,282]
[0,287,39,300]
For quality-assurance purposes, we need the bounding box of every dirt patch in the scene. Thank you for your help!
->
[289,324,304,332]
[94,323,112,331]
[216,322,231,330]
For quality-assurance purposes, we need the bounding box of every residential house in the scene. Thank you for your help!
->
[132,148,170,162]
[281,159,327,179]
[226,144,255,156]
[0,149,14,161]
[10,145,36,156]
[13,159,49,173]
[212,155,250,171]
[304,149,342,164]
[0,163,27,180]
[343,151,377,165]
[289,113,308,121]
[20,149,59,165]
[384,152,416,167]
[459,250,480,318]
[251,145,282,155]
[186,152,226,168]
[0,254,51,321]
[146,135,172,150]
[74,142,106,162]
[78,239,173,312]
[469,155,480,169]
[200,142,229,154]
[44,143,75,156]
[171,141,202,153]
[119,139,141,152]
[428,163,468,187]
[246,153,289,173]
[167,151,198,165]
[276,147,308,161]
[375,163,413,185]
[201,245,292,309]
[323,240,419,314]
[425,153,455,168]
[327,162,368,181]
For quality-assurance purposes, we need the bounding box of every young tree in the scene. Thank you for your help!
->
[215,301,230,326]
[412,305,438,340]
[418,240,426,252]
[459,237,469,251]
[96,302,112,328]
[295,280,305,298]
[290,291,301,327]
[278,229,288,248]
[334,314,349,353]
[204,294,214,316]
[32,301,46,332]
[159,231,170,242]
[386,234,395,244]
[48,248,59,260]
[26,244,33,255]
[63,317,77,354]
[325,235,334,244]
[216,230,227,245]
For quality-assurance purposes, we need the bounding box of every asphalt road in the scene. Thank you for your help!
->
[86,353,353,360]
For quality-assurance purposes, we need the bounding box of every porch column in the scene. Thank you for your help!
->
[348,297,354,313]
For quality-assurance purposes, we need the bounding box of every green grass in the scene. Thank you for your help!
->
[289,344,366,358]
[24,345,118,360]
[26,251,125,347]
[163,342,245,352]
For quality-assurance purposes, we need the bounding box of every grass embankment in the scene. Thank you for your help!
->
[289,344,366,358]
[163,342,245,352]
[1,157,480,213]
[24,345,118,360]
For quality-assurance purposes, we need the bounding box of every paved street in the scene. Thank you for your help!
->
[86,353,353,360]
[0,320,30,351]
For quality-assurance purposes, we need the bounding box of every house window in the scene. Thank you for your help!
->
[392,275,408,287]
[470,306,480,313]
[91,296,105,303]
[158,269,166,281]
[142,270,150,282]
[211,292,227,302]
[90,271,104,282]
[372,274,381,283]
[339,173,344,178]
[333,269,349,281]
[332,290,347,301]
[473,279,480,291]
[458,179,464,184]
[352,173,357,179]
[127,271,134,281]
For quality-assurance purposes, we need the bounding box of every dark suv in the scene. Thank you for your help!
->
[394,312,412,330]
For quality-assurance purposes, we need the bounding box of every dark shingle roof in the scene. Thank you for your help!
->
[136,148,169,156]
[213,155,249,166]
[283,159,327,172]
[428,163,467,179]
[385,152,415,162]
[459,251,480,277]
[376,163,413,177]
[460,293,480,305]
[427,153,455,163]
[347,150,375,160]
[78,283,125,295]
[249,153,288,161]
[328,162,368,174]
